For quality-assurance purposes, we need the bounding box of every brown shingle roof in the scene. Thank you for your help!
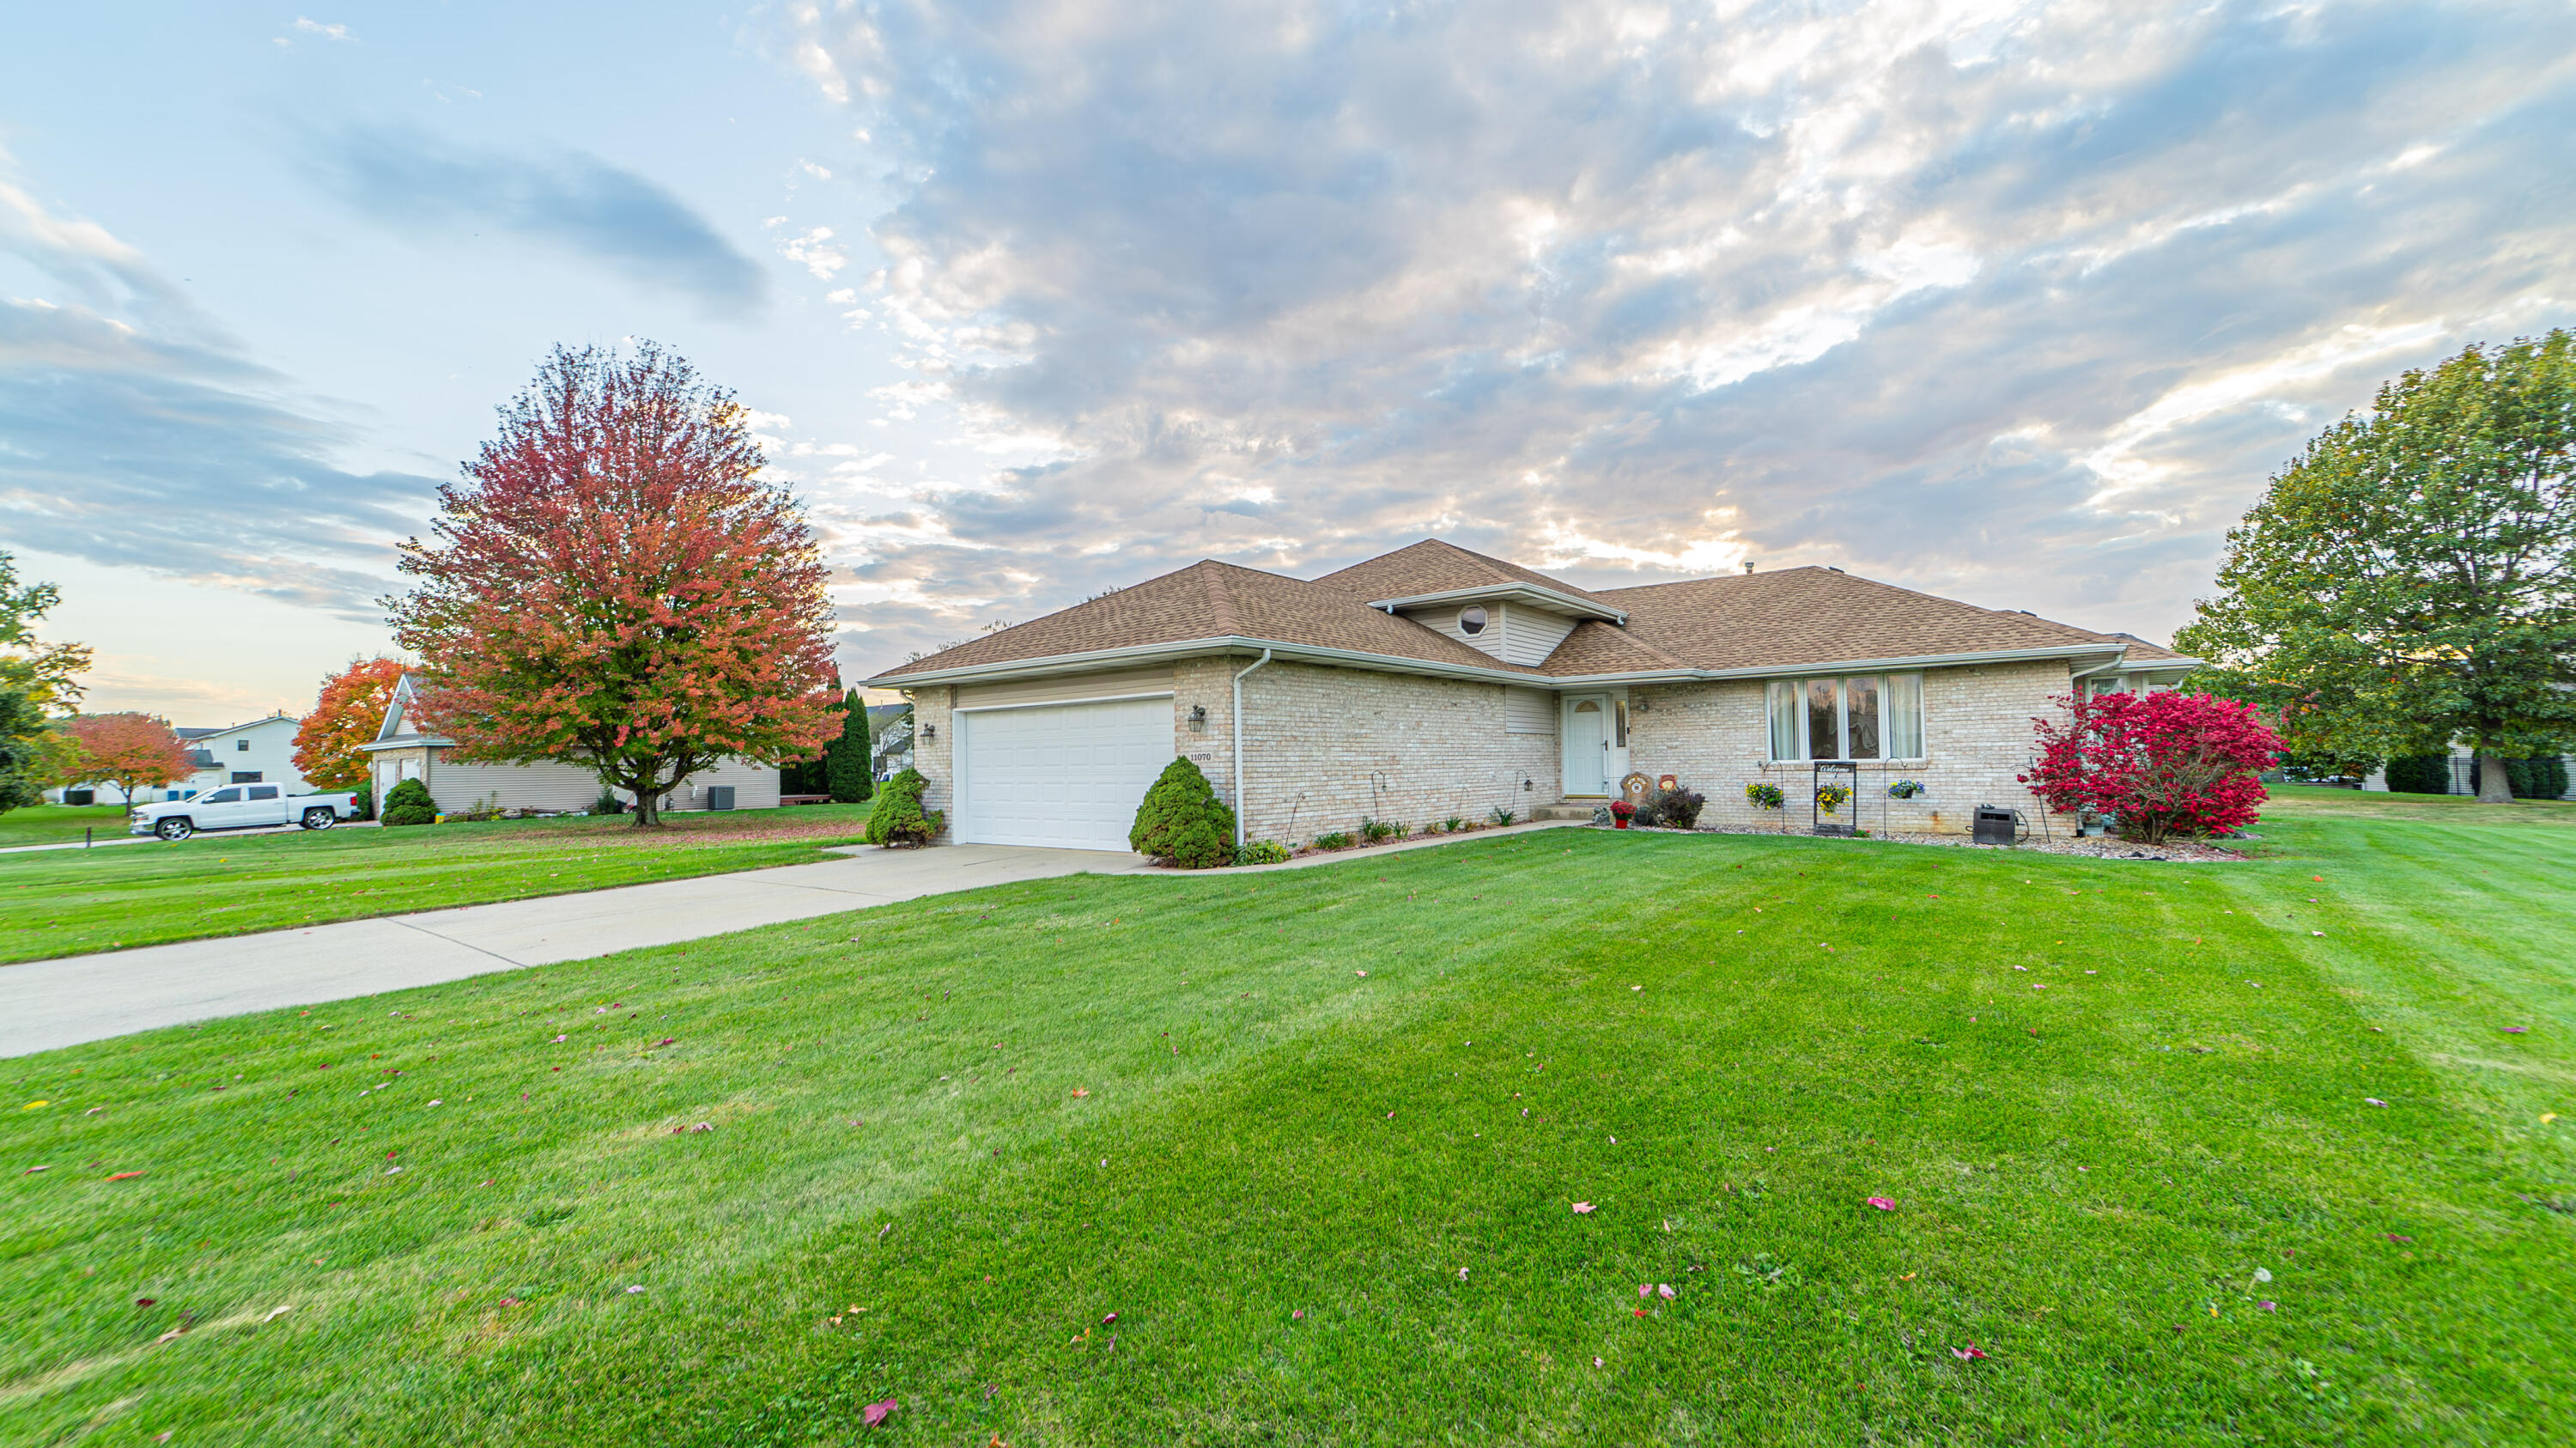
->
[869,546,2158,684]
[1571,568,2119,674]
[869,559,1530,681]
[1309,538,1612,607]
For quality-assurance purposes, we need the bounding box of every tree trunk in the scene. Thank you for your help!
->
[2475,749,2515,803]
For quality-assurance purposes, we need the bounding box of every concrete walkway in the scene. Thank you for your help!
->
[0,820,1583,1057]
[0,843,1151,1057]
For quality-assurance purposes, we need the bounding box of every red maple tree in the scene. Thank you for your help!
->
[64,713,192,805]
[2020,691,2283,844]
[389,343,840,826]
[293,657,406,793]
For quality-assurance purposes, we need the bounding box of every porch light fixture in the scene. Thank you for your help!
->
[1188,704,1209,733]
[920,723,936,741]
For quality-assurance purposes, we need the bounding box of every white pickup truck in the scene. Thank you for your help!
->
[128,784,364,841]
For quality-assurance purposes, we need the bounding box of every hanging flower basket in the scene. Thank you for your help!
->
[1744,782,1784,810]
[1814,784,1853,815]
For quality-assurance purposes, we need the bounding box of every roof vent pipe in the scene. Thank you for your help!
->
[1741,561,1755,574]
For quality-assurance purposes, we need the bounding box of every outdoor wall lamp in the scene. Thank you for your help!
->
[920,723,936,741]
[1188,704,1209,733]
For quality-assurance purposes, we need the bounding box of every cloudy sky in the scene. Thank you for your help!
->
[4,1,2572,722]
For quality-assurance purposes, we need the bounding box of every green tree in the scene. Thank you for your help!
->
[2178,331,2576,802]
[0,551,93,710]
[0,689,49,817]
[825,690,874,802]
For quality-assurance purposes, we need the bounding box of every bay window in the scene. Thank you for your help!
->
[1768,674,1923,760]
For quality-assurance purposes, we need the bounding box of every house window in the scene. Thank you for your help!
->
[1768,675,1923,760]
[230,770,263,784]
[1459,605,1488,636]
[1613,698,1629,746]
[237,739,250,751]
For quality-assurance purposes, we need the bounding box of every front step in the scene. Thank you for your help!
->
[1533,802,1602,822]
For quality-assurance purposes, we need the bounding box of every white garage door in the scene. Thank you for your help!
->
[957,696,1175,850]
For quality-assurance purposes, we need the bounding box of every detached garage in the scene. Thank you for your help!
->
[952,691,1176,850]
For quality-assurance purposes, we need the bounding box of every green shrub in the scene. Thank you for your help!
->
[381,779,436,818]
[1442,815,1466,833]
[1638,786,1705,829]
[863,768,944,846]
[1358,817,1399,844]
[2382,755,2452,794]
[350,781,374,820]
[1234,839,1291,866]
[2469,755,2571,800]
[590,788,627,816]
[1127,757,1236,868]
[380,803,437,827]
[1311,830,1353,851]
[1488,806,1516,826]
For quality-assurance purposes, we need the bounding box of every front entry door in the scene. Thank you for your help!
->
[1562,695,1610,796]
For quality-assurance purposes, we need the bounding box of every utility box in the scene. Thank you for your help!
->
[1972,806,2015,846]
[705,786,736,812]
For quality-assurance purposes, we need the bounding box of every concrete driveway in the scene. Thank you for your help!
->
[0,843,1152,1058]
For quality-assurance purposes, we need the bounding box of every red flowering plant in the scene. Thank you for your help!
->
[1607,799,1637,827]
[2020,691,2283,845]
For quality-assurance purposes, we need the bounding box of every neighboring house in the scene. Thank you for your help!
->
[864,538,2202,851]
[868,703,914,780]
[356,674,782,812]
[51,713,306,805]
[2360,746,2576,798]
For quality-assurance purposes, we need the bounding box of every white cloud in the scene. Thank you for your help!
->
[778,223,846,279]
[286,16,355,42]
[762,0,2576,665]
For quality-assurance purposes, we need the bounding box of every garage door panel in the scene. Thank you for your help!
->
[957,696,1174,850]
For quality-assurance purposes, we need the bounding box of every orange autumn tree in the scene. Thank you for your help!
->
[64,713,191,804]
[388,343,839,827]
[293,657,406,793]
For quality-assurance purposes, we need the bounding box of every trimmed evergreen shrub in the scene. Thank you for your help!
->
[826,691,874,803]
[2468,755,2571,800]
[1129,757,1237,868]
[380,778,438,824]
[862,767,942,846]
[2382,755,2452,794]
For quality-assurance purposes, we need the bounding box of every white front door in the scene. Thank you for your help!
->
[957,696,1176,850]
[1562,695,1610,796]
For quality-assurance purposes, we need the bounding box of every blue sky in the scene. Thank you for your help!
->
[4,1,2573,723]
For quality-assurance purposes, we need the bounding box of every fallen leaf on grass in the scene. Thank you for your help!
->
[23,1165,48,1174]
[2385,1233,2413,1243]
[2364,1098,2387,1107]
[106,1171,144,1181]
[861,1399,897,1427]
[1658,1284,1675,1299]
[1950,1345,1988,1361]
[1866,1197,1896,1210]
[263,1305,293,1322]
[135,1298,156,1308]
[1072,1088,1090,1098]
[1572,1202,1595,1214]
[2503,1026,2530,1035]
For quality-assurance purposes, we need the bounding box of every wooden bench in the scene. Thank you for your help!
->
[781,794,835,806]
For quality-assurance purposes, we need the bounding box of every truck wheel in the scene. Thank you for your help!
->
[301,808,336,830]
[155,818,194,842]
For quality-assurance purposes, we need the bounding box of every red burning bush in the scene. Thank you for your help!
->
[2021,691,2282,844]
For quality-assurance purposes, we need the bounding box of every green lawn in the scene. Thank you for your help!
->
[0,803,134,849]
[0,806,878,964]
[3,788,2569,1444]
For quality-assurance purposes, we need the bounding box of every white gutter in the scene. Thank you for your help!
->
[1230,648,1273,848]
[867,635,2124,692]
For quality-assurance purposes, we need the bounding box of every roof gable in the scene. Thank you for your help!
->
[1593,568,2118,673]
[1309,538,1611,609]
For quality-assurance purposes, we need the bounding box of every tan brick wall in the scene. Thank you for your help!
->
[1625,659,2081,835]
[1197,658,1558,846]
[910,683,956,837]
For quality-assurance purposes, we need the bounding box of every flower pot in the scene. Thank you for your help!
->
[1614,817,1630,829]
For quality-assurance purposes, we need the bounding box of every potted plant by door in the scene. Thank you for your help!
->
[1608,799,1637,830]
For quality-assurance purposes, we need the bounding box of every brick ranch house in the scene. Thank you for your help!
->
[360,674,782,814]
[863,539,2199,852]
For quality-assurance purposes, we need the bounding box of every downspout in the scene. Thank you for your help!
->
[1231,648,1274,848]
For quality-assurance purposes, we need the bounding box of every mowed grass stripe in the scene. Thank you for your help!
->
[3,795,2572,1444]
